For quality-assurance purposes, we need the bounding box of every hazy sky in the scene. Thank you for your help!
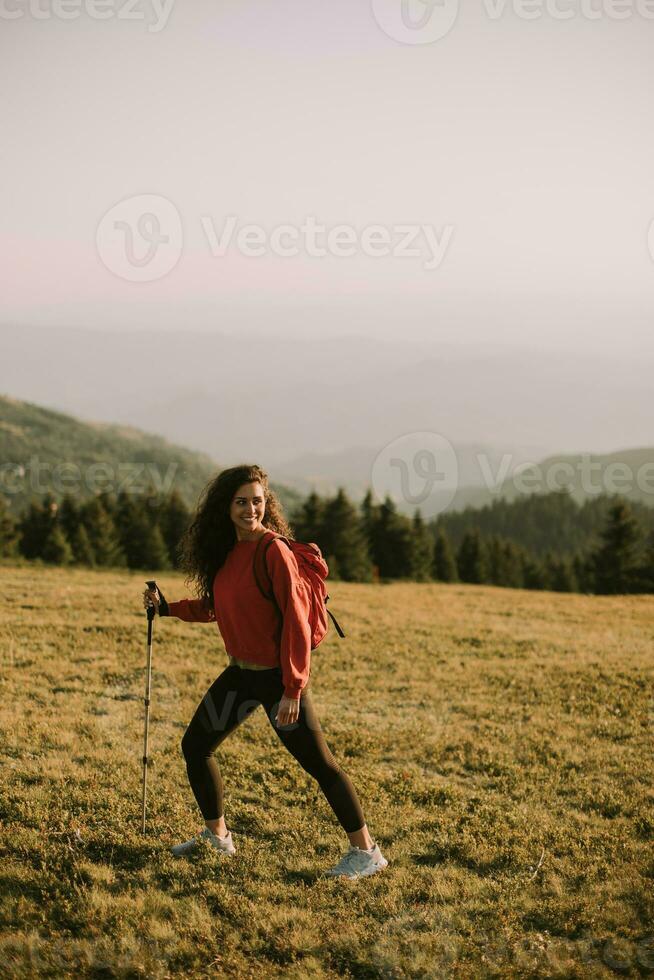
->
[2,1,654,358]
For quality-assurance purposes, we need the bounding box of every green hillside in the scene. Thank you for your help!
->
[0,395,301,516]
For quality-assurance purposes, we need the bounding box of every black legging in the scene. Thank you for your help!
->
[180,664,367,834]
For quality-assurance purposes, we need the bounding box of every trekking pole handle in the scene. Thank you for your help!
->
[145,579,158,621]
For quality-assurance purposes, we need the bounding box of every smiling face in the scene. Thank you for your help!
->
[229,481,267,540]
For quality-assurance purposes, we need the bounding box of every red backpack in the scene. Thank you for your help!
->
[253,530,345,649]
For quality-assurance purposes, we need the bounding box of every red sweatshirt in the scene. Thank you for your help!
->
[167,537,312,699]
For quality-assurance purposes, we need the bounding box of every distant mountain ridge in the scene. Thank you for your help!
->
[6,323,651,471]
[273,444,654,516]
[0,395,303,517]
[495,447,654,509]
[2,393,652,523]
[273,442,545,508]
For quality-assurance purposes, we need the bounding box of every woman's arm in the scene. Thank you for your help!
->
[142,587,214,623]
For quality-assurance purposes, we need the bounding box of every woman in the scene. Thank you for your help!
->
[142,464,388,880]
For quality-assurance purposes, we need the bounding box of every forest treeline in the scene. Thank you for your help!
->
[1,487,653,596]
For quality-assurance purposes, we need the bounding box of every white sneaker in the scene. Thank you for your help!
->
[324,842,389,879]
[171,827,236,858]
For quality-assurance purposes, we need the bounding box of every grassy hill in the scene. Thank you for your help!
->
[1,564,651,977]
[0,395,302,517]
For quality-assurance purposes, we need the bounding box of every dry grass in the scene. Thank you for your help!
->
[0,564,653,978]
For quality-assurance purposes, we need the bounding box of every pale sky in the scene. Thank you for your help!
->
[2,1,654,358]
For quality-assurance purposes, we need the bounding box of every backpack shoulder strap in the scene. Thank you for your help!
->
[326,607,346,638]
[253,530,291,601]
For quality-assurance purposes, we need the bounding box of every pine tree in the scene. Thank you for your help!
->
[114,492,144,568]
[501,539,524,588]
[487,535,501,585]
[19,502,43,560]
[487,535,508,586]
[360,490,381,581]
[58,494,96,565]
[158,490,191,567]
[291,491,325,544]
[140,523,171,570]
[540,549,555,590]
[58,495,81,542]
[319,488,371,581]
[487,536,524,588]
[432,528,458,582]
[635,531,654,593]
[69,523,96,566]
[80,497,125,567]
[369,496,414,579]
[42,524,73,565]
[592,499,644,594]
[324,553,340,580]
[522,555,546,590]
[430,489,654,563]
[410,510,434,581]
[556,557,577,592]
[97,491,118,520]
[543,552,577,592]
[457,528,489,584]
[360,489,379,543]
[572,552,593,593]
[18,496,58,560]
[0,497,18,557]
[114,492,170,569]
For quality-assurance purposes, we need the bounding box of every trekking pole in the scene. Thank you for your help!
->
[141,579,158,835]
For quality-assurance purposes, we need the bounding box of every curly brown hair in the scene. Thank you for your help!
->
[176,464,293,610]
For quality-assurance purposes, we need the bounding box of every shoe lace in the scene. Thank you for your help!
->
[333,847,371,873]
